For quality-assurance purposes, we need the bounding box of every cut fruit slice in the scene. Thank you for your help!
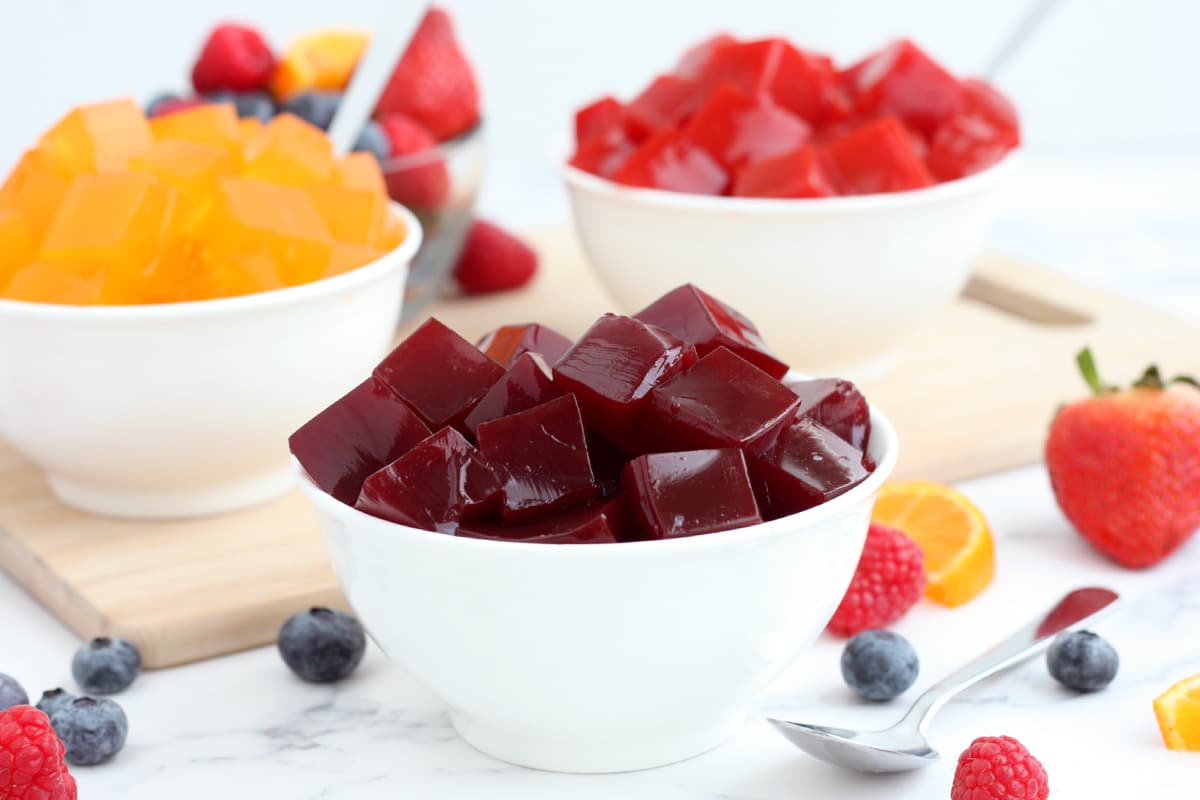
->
[1154,672,1200,751]
[871,480,994,607]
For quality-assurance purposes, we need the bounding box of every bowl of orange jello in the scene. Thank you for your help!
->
[0,98,420,518]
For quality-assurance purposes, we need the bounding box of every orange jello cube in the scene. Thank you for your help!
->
[378,214,406,251]
[0,149,70,243]
[334,152,386,194]
[0,210,35,289]
[130,140,237,199]
[270,30,370,100]
[3,261,103,305]
[307,184,391,246]
[36,98,153,174]
[237,117,263,152]
[149,103,240,154]
[243,114,334,187]
[179,251,287,301]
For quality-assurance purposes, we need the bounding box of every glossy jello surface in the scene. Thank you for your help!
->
[463,353,562,436]
[622,449,762,539]
[787,378,871,451]
[751,416,871,518]
[458,498,627,544]
[476,323,573,368]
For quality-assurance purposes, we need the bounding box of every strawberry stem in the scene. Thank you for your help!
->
[1076,348,1115,395]
[1173,374,1199,388]
[1134,365,1165,390]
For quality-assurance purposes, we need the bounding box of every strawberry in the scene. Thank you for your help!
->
[191,23,276,94]
[377,113,450,211]
[1046,349,1200,568]
[375,8,481,141]
[454,221,538,295]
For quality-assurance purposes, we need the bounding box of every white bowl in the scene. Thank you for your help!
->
[0,205,422,519]
[297,396,898,773]
[562,153,1017,381]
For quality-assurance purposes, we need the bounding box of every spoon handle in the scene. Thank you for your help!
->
[900,587,1119,735]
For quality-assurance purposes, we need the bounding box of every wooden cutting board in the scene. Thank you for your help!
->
[2,225,1197,668]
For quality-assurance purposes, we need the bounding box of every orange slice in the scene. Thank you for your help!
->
[1154,672,1200,751]
[871,481,994,607]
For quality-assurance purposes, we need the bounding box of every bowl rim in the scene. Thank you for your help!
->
[0,202,423,321]
[558,145,1019,212]
[295,390,900,556]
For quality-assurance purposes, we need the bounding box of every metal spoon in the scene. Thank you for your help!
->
[769,586,1119,773]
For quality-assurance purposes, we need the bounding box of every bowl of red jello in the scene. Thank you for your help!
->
[292,285,898,773]
[562,36,1019,380]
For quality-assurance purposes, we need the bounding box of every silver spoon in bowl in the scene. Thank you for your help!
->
[769,586,1119,773]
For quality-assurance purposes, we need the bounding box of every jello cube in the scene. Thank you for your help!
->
[824,117,934,195]
[845,39,963,137]
[2,261,102,304]
[149,103,241,153]
[325,243,386,278]
[374,318,505,432]
[237,116,263,150]
[477,394,599,522]
[634,284,788,378]
[647,347,799,452]
[356,427,502,532]
[623,75,702,139]
[178,250,286,301]
[733,146,838,198]
[334,152,387,194]
[242,113,334,187]
[683,83,811,170]
[0,149,70,242]
[463,353,563,436]
[674,33,738,78]
[696,39,840,124]
[0,210,34,289]
[477,322,573,368]
[129,139,237,201]
[554,314,696,451]
[751,416,871,519]
[926,79,1020,181]
[288,376,432,504]
[458,498,627,544]
[622,449,762,539]
[575,96,624,144]
[306,185,390,246]
[568,127,638,179]
[37,98,153,173]
[612,129,728,195]
[786,378,871,451]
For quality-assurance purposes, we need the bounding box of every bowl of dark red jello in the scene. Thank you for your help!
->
[291,285,898,773]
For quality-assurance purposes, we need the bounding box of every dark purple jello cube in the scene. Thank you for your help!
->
[477,394,600,522]
[751,416,871,519]
[622,449,762,539]
[553,314,696,451]
[373,318,505,432]
[289,377,433,504]
[457,498,628,544]
[786,378,871,451]
[462,353,563,436]
[646,347,800,452]
[477,323,573,368]
[634,284,789,379]
[355,427,502,532]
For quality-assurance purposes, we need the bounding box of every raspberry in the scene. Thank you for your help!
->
[0,705,77,800]
[827,522,925,637]
[951,736,1049,800]
[453,220,539,295]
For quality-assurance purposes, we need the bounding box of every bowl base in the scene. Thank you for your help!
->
[450,710,746,773]
[47,466,294,520]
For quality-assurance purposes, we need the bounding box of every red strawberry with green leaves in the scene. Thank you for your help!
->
[1045,349,1200,568]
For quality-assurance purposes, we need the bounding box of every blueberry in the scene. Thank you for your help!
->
[841,629,919,701]
[208,90,276,122]
[0,672,28,710]
[36,688,76,719]
[144,92,181,117]
[282,91,342,130]
[353,121,391,162]
[50,697,128,766]
[1047,630,1118,692]
[278,607,366,683]
[71,637,141,695]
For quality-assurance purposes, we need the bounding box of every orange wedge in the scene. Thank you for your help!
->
[871,481,994,607]
[1154,672,1200,751]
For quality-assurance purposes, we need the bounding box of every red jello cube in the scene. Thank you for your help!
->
[786,378,871,451]
[926,79,1020,181]
[845,39,963,138]
[733,145,838,198]
[683,82,811,171]
[569,127,638,179]
[477,394,599,522]
[289,377,432,504]
[355,427,502,531]
[674,33,738,78]
[751,416,871,519]
[696,39,840,124]
[633,283,789,378]
[622,449,762,539]
[554,314,696,450]
[623,74,703,139]
[647,347,799,452]
[612,130,728,195]
[477,322,573,368]
[458,498,628,544]
[373,318,505,432]
[824,117,934,195]
[575,96,624,144]
[463,353,563,436]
